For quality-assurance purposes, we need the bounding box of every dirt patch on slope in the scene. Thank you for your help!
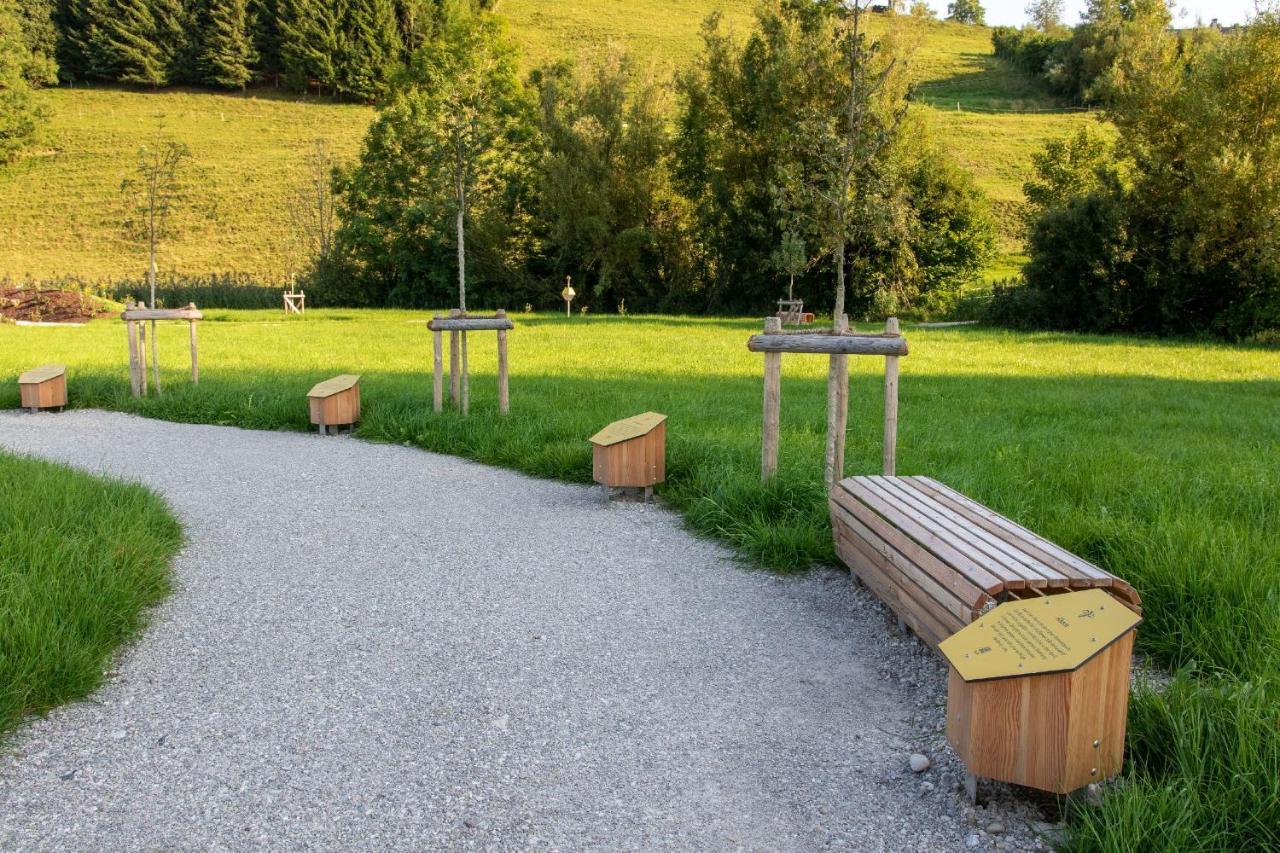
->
[0,288,115,324]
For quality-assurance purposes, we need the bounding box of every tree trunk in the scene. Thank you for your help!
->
[834,238,846,322]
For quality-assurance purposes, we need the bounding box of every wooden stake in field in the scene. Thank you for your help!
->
[428,310,514,416]
[122,302,203,397]
[748,316,908,490]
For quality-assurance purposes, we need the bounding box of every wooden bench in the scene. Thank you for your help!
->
[830,475,1141,648]
[308,375,360,435]
[18,364,67,412]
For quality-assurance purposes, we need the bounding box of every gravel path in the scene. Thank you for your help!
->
[0,411,1049,851]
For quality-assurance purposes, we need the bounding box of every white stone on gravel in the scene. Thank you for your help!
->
[910,753,931,773]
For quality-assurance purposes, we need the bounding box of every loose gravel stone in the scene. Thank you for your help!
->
[910,753,932,773]
[1,410,1008,851]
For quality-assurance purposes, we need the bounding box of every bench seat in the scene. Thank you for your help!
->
[830,475,1141,648]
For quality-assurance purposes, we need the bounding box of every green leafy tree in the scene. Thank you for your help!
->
[0,0,44,161]
[329,9,535,308]
[1025,0,1065,31]
[337,0,401,102]
[53,0,100,80]
[778,0,914,321]
[771,230,808,301]
[198,0,255,88]
[534,47,697,311]
[675,2,838,311]
[1014,10,1280,339]
[946,0,984,25]
[16,0,58,84]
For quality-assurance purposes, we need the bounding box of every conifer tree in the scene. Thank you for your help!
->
[199,0,254,88]
[247,0,281,81]
[150,0,188,81]
[338,0,400,102]
[1,0,44,161]
[91,0,166,85]
[277,0,340,93]
[54,0,106,80]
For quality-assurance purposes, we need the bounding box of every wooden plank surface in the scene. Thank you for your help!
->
[589,412,668,447]
[120,307,203,321]
[427,317,515,331]
[307,374,360,398]
[18,364,66,384]
[747,333,908,356]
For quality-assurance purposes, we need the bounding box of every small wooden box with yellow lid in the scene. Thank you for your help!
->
[940,588,1141,797]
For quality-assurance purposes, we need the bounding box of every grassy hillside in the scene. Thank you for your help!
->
[0,7,1089,281]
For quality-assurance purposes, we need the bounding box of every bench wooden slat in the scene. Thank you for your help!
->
[874,477,1066,588]
[911,477,1120,587]
[845,479,1027,589]
[905,477,1102,585]
[832,501,988,619]
[830,475,1142,650]
[837,529,954,647]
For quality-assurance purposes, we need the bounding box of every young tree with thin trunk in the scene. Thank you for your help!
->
[121,136,190,392]
[410,11,523,312]
[781,0,912,321]
[285,137,338,275]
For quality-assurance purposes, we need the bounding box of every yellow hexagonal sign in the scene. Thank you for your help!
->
[939,589,1141,682]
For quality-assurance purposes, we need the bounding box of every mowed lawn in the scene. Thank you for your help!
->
[2,311,1276,848]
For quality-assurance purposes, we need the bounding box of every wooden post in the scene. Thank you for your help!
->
[883,316,900,476]
[496,309,509,415]
[460,330,470,416]
[823,314,850,492]
[149,319,162,395]
[449,308,461,406]
[126,311,141,398]
[761,316,782,481]
[432,325,444,413]
[188,309,199,385]
[137,316,148,396]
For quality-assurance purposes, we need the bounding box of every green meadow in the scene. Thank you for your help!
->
[1,312,1276,847]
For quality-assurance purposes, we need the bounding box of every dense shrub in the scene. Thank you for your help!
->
[994,13,1280,340]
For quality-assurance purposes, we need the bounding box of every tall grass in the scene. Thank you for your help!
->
[0,453,182,739]
[1,311,1275,848]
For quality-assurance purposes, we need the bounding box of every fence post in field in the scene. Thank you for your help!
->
[432,320,444,413]
[188,306,199,384]
[761,316,782,481]
[137,313,149,396]
[883,317,900,475]
[496,309,509,415]
[824,314,850,492]
[126,305,141,397]
[448,309,461,407]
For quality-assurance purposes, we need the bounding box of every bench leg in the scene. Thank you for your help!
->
[318,423,327,436]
